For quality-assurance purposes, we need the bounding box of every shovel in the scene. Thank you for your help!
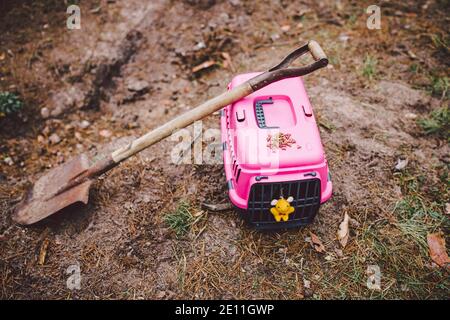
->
[13,40,328,225]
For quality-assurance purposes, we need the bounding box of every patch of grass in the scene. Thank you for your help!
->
[418,106,449,141]
[429,76,449,98]
[362,55,377,81]
[318,119,336,132]
[393,168,448,251]
[393,208,436,252]
[347,13,358,26]
[164,201,194,238]
[409,63,420,74]
[0,92,23,117]
[345,167,450,299]
[430,34,449,53]
[328,55,340,67]
[359,218,448,299]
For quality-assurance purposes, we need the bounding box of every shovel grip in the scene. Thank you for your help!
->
[248,40,328,91]
[308,40,327,61]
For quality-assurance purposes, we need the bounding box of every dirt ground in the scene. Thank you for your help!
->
[0,0,449,299]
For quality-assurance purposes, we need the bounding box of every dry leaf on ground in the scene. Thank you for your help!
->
[394,158,408,171]
[192,60,216,73]
[38,238,50,265]
[221,52,234,71]
[337,213,350,248]
[427,232,450,268]
[309,232,325,253]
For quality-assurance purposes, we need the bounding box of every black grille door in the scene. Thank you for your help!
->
[246,178,321,227]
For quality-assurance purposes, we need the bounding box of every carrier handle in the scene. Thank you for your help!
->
[248,40,328,91]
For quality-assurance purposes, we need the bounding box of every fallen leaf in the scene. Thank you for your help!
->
[303,279,311,289]
[193,210,204,217]
[38,238,50,265]
[394,158,408,171]
[309,232,325,253]
[366,265,381,291]
[407,50,417,59]
[89,6,102,14]
[427,232,450,268]
[337,213,350,248]
[49,133,61,145]
[192,60,216,73]
[99,129,112,138]
[405,112,417,119]
[201,202,231,212]
[221,52,234,72]
[445,203,450,215]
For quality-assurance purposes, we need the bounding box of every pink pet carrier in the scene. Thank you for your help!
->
[221,69,332,229]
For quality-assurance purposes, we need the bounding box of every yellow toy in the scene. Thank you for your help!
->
[270,196,295,222]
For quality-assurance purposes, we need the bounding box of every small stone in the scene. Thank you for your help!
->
[79,120,91,129]
[42,126,51,136]
[127,122,139,129]
[4,157,14,166]
[49,133,61,144]
[142,194,151,203]
[270,33,280,41]
[193,41,206,51]
[41,107,50,119]
[339,34,350,42]
[74,132,82,140]
[37,135,45,143]
[127,79,150,93]
[281,25,291,32]
[303,279,311,289]
[99,129,112,138]
[394,158,408,171]
[47,86,85,118]
[405,112,417,119]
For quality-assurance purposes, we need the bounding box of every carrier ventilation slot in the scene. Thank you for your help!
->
[254,98,278,129]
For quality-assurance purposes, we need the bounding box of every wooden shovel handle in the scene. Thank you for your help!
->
[110,83,253,164]
[90,41,328,176]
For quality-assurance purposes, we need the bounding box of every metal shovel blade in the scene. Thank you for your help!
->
[12,154,93,225]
